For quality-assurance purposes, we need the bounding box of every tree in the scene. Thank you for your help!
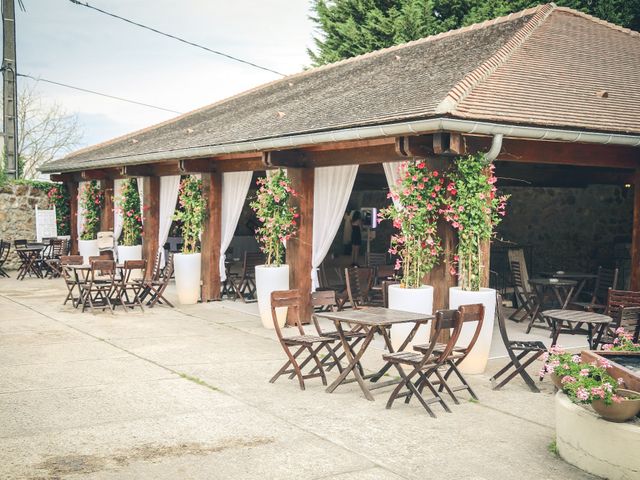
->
[16,82,83,179]
[308,0,640,66]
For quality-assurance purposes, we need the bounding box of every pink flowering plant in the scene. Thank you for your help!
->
[540,346,626,405]
[441,153,508,291]
[173,176,204,254]
[602,327,640,352]
[379,160,445,288]
[249,169,299,267]
[79,180,103,241]
[115,178,142,246]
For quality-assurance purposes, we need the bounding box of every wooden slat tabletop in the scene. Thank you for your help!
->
[543,309,612,324]
[315,307,433,326]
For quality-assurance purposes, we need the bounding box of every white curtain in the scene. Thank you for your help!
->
[158,175,181,264]
[113,179,125,243]
[136,177,144,223]
[383,161,407,209]
[77,181,87,238]
[311,165,359,290]
[219,171,252,281]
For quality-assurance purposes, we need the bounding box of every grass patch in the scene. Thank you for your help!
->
[178,372,221,392]
[468,397,479,403]
[547,440,559,457]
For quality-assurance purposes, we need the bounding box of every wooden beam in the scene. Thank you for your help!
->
[141,176,160,279]
[179,158,217,173]
[395,135,434,158]
[286,166,314,324]
[200,172,222,301]
[631,170,640,290]
[262,150,307,168]
[266,143,408,169]
[100,178,114,232]
[121,163,183,177]
[495,161,634,187]
[66,181,79,255]
[465,136,640,169]
[50,173,75,183]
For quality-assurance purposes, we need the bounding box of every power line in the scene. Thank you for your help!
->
[68,0,286,77]
[17,72,183,114]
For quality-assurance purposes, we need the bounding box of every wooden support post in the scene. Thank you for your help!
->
[141,176,160,279]
[631,171,640,290]
[100,178,114,232]
[424,220,458,311]
[66,181,79,255]
[201,172,222,301]
[286,166,314,325]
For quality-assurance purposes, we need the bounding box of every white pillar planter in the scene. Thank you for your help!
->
[449,286,496,374]
[174,252,201,305]
[117,245,143,278]
[255,264,289,329]
[388,284,433,351]
[78,239,99,264]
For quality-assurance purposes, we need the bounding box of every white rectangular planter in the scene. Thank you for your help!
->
[174,253,201,305]
[78,239,99,264]
[255,265,289,329]
[388,284,433,351]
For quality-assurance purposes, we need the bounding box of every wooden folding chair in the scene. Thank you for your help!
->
[81,259,117,314]
[115,260,147,312]
[510,260,538,324]
[43,239,67,278]
[415,303,485,403]
[344,266,379,308]
[366,252,387,267]
[145,253,174,308]
[0,240,10,278]
[594,289,640,347]
[490,294,547,392]
[383,309,463,417]
[569,266,619,312]
[269,289,336,390]
[230,252,264,302]
[60,255,84,306]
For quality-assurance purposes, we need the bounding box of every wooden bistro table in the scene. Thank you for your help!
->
[528,277,577,330]
[64,263,125,307]
[315,307,434,401]
[539,271,598,302]
[544,309,612,350]
[15,243,46,280]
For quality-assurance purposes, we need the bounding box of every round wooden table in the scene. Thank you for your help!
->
[543,309,612,350]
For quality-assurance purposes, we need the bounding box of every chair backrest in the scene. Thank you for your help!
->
[433,309,464,364]
[60,255,83,265]
[318,262,331,290]
[593,267,619,304]
[271,289,304,338]
[510,260,530,293]
[161,252,174,280]
[382,280,400,308]
[457,303,485,356]
[149,248,163,281]
[508,248,530,285]
[14,239,27,249]
[243,252,265,276]
[606,288,640,327]
[49,239,66,258]
[123,259,146,282]
[310,290,337,335]
[0,240,10,264]
[90,259,115,281]
[495,293,511,348]
[344,266,374,308]
[366,252,387,267]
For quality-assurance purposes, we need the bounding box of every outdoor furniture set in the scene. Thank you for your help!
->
[8,238,71,281]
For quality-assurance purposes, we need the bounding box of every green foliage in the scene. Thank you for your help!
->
[379,160,445,288]
[79,180,103,241]
[442,154,507,291]
[547,440,559,457]
[249,169,299,267]
[309,0,640,65]
[116,178,142,246]
[603,327,640,352]
[47,183,71,236]
[173,176,204,254]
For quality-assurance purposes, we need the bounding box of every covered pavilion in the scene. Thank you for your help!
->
[42,3,640,322]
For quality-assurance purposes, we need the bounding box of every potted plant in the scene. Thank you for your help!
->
[172,176,204,305]
[78,180,103,263]
[115,178,143,275]
[443,154,508,373]
[541,345,640,422]
[379,160,444,348]
[249,169,298,329]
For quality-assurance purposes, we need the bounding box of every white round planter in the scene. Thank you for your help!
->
[174,252,201,305]
[556,392,640,480]
[117,245,143,279]
[78,239,99,264]
[388,284,433,351]
[255,264,289,329]
[449,286,496,374]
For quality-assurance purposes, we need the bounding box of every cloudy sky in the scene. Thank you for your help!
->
[15,0,316,148]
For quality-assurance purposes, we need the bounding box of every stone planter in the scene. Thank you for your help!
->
[255,264,289,329]
[174,253,201,305]
[550,373,563,390]
[591,389,640,423]
[449,287,496,374]
[78,239,99,264]
[387,284,433,350]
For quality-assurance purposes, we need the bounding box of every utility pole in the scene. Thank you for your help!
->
[2,0,18,179]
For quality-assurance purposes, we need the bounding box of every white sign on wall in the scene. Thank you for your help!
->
[35,206,57,242]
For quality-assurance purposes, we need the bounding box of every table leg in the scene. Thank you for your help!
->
[550,318,562,346]
[325,320,376,401]
[559,286,575,309]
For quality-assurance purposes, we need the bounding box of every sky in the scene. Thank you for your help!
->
[15,0,317,149]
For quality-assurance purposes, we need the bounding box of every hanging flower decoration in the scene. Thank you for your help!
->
[441,153,508,291]
[115,178,142,246]
[47,183,71,236]
[249,168,298,267]
[379,160,444,289]
[79,180,103,241]
[173,175,204,254]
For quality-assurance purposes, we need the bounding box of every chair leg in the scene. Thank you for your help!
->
[270,345,306,390]
[491,350,543,393]
[442,360,479,400]
[306,345,328,386]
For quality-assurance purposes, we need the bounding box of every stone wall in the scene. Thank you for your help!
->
[0,183,52,270]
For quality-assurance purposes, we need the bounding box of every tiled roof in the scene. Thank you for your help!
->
[42,3,640,173]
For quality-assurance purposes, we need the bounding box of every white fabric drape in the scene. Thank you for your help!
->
[136,177,144,223]
[77,181,87,238]
[383,161,407,209]
[113,179,125,243]
[158,176,181,264]
[311,165,359,290]
[219,171,252,281]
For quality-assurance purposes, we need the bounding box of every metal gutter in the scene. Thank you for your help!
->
[41,117,640,173]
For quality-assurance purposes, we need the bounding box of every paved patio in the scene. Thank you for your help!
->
[0,278,594,479]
